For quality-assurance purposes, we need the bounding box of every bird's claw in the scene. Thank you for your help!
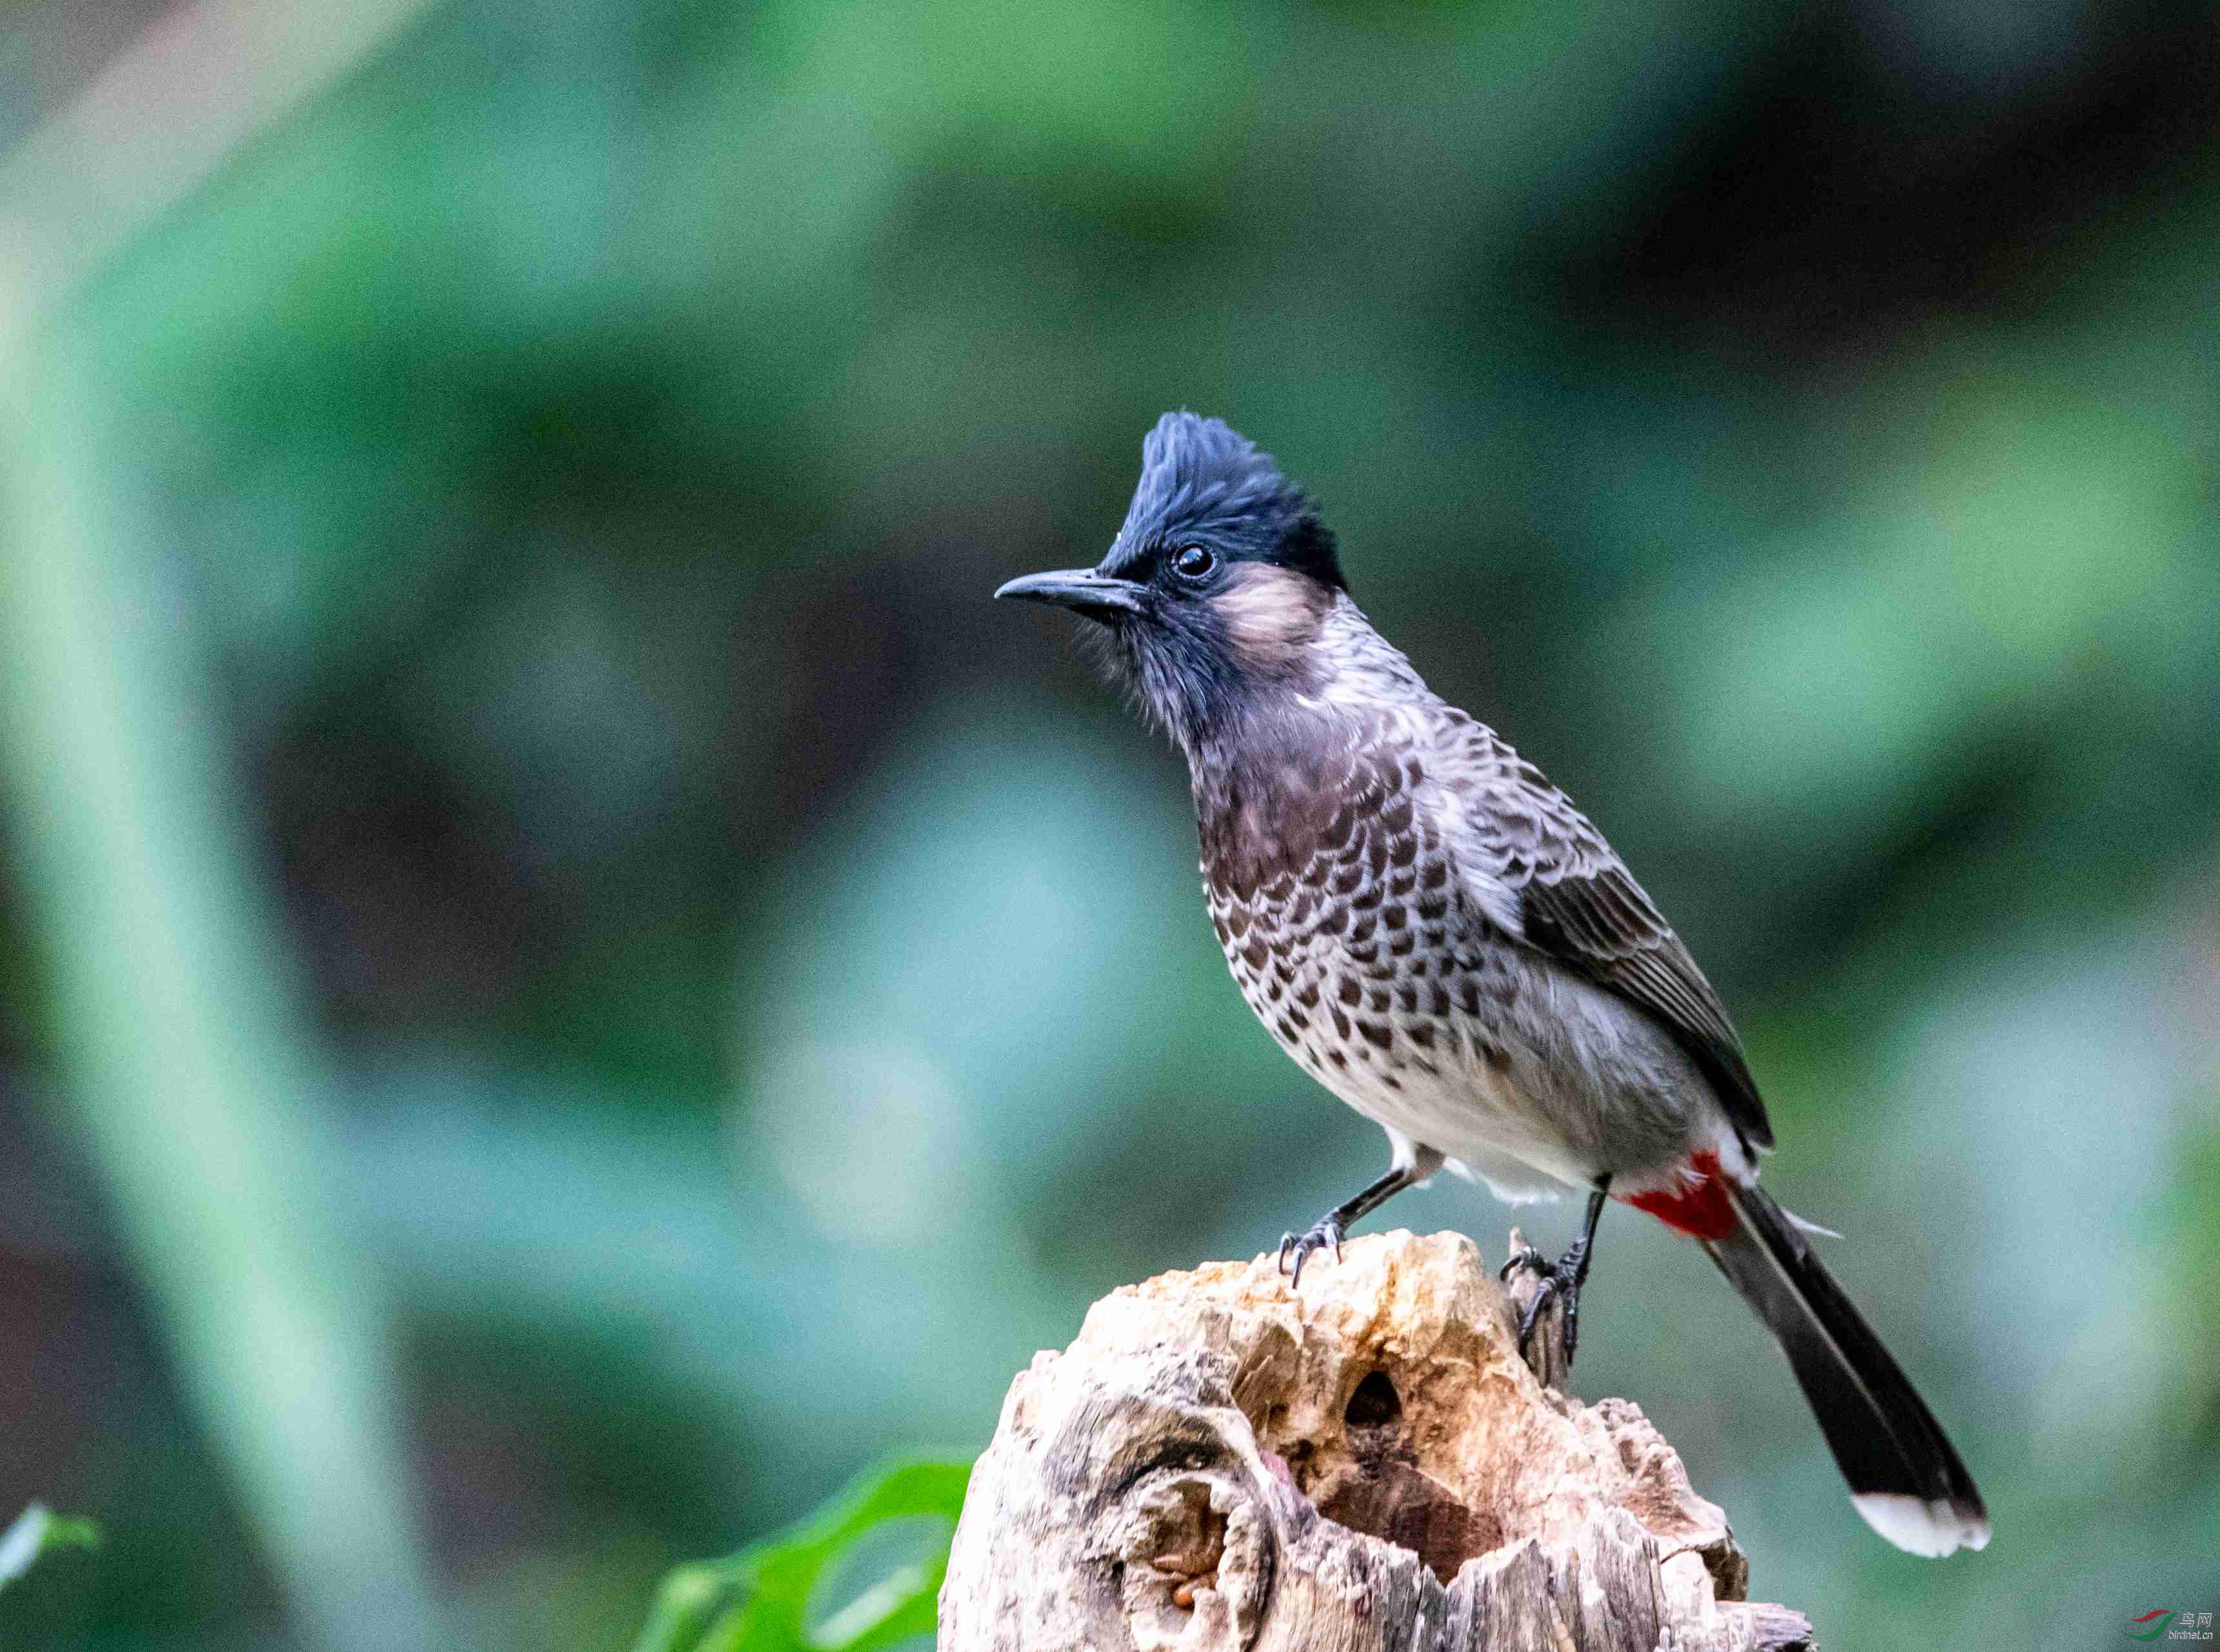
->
[1500,1239,1591,1366]
[1498,1243,1548,1284]
[1276,1216,1345,1288]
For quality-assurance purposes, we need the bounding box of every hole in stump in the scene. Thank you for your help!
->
[1344,1369,1402,1430]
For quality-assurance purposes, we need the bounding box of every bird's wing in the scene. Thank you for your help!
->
[1437,717,1774,1152]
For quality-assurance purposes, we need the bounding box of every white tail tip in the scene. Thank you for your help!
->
[1852,1492,1992,1557]
[1784,1208,1841,1240]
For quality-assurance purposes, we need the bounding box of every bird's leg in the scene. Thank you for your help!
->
[1278,1147,1444,1288]
[1276,1170,1401,1288]
[1500,1177,1612,1365]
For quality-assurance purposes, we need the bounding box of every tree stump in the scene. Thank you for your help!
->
[940,1230,1814,1651]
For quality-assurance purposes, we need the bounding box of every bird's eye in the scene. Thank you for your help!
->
[1172,546,1216,581]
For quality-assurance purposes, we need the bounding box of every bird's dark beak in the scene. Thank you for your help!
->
[994,568,1145,620]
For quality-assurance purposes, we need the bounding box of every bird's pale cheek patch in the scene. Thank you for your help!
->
[1213,564,1329,672]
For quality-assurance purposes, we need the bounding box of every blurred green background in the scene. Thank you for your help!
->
[2,0,2217,1646]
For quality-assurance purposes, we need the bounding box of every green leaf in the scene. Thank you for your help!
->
[631,1460,970,1652]
[0,1504,101,1593]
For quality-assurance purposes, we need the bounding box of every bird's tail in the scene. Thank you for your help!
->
[1703,1181,1990,1557]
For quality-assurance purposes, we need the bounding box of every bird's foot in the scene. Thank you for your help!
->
[1499,1236,1592,1366]
[1276,1214,1345,1288]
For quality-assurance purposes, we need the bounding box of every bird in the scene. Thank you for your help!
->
[993,410,1990,1559]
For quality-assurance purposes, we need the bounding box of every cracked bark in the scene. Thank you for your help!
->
[940,1229,1815,1652]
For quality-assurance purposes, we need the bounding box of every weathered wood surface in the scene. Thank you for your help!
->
[940,1230,1814,1651]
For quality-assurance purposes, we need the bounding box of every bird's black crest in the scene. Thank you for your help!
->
[1106,412,1343,591]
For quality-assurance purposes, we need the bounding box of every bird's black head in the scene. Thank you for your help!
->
[996,412,1344,754]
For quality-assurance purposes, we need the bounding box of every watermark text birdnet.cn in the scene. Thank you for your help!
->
[2126,1610,2216,1641]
